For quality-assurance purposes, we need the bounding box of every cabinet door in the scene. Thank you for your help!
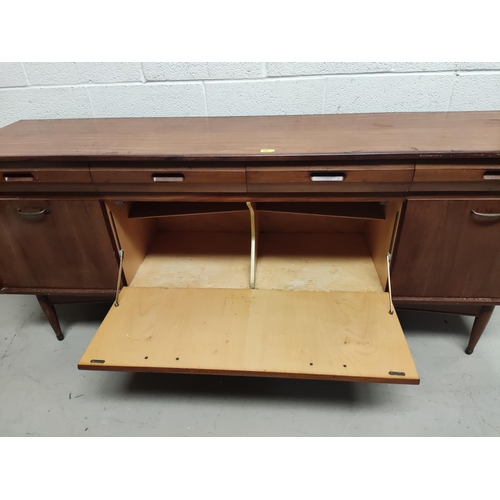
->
[0,200,117,290]
[392,199,500,299]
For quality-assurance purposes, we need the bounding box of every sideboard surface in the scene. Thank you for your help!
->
[1,112,500,383]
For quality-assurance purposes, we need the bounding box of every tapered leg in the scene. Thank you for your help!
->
[465,305,495,355]
[36,295,64,341]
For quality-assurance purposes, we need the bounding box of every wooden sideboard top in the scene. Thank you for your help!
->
[1,112,500,161]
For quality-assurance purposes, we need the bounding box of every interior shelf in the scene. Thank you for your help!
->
[256,202,386,220]
[256,232,383,292]
[129,231,383,292]
[130,232,250,289]
[128,201,386,221]
[128,201,248,219]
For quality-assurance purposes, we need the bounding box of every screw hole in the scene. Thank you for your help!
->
[343,364,347,368]
[309,362,313,366]
[144,356,148,360]
[176,357,179,361]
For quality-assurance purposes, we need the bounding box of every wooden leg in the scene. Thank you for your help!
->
[36,295,64,341]
[465,305,495,355]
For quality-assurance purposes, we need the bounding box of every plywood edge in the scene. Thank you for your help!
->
[77,363,420,385]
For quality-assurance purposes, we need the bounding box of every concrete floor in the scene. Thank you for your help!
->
[1,293,500,436]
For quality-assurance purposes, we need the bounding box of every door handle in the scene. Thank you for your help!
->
[17,208,48,216]
[471,210,500,218]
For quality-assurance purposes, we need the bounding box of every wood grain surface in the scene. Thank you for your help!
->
[78,287,419,384]
[0,162,95,193]
[392,198,500,299]
[254,233,383,292]
[0,199,117,289]
[128,230,383,293]
[130,232,251,289]
[1,112,500,160]
[412,161,500,192]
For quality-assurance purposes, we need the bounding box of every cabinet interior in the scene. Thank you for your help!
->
[106,200,402,293]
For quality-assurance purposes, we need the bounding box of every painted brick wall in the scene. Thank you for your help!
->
[1,62,499,128]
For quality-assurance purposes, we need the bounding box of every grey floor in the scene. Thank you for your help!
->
[1,294,499,436]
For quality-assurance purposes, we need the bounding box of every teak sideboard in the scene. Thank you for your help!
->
[2,112,500,386]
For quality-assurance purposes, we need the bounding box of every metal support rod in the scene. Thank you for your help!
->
[246,202,256,289]
[114,249,124,307]
[108,210,125,307]
[387,252,394,315]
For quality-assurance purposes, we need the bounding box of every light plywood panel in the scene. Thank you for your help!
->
[131,231,382,292]
[130,232,250,289]
[366,200,403,288]
[256,233,383,292]
[78,287,419,384]
[105,202,157,285]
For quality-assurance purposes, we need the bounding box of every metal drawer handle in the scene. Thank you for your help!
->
[471,210,500,218]
[4,173,34,182]
[483,172,500,180]
[152,173,185,182]
[310,173,345,182]
[17,208,48,216]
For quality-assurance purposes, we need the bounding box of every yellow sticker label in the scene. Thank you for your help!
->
[260,148,275,153]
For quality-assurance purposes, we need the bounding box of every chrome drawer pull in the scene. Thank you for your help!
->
[483,173,500,180]
[310,174,345,182]
[17,208,47,216]
[152,174,185,182]
[4,173,34,182]
[471,210,500,218]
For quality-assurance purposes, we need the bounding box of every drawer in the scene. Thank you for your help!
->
[412,162,500,192]
[91,162,246,193]
[0,162,94,193]
[77,200,419,385]
[246,162,414,193]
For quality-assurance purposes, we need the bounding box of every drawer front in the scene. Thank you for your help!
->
[91,163,246,193]
[246,163,414,193]
[0,162,94,193]
[392,198,500,299]
[412,162,500,192]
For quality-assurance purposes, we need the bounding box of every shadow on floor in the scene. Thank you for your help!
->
[55,301,112,333]
[54,302,431,406]
[103,371,396,407]
[396,309,472,338]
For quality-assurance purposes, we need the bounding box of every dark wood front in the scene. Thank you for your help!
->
[392,198,500,299]
[0,199,117,291]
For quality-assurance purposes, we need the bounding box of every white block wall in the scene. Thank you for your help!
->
[1,62,500,128]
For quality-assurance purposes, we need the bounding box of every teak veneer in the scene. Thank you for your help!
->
[2,112,500,386]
